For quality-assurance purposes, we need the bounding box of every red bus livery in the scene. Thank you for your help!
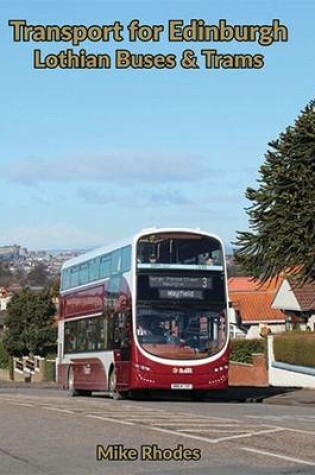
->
[57,228,229,398]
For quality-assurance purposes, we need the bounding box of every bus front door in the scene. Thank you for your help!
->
[113,311,131,391]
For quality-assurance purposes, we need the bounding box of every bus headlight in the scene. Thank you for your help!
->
[214,365,228,373]
[134,363,151,372]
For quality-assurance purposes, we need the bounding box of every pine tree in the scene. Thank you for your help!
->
[235,100,315,283]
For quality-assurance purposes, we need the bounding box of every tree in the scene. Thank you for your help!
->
[226,254,249,277]
[26,262,49,287]
[235,100,315,283]
[3,287,57,357]
[0,263,13,286]
[49,276,60,299]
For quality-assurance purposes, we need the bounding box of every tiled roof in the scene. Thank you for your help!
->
[228,276,285,323]
[229,291,285,323]
[228,277,258,292]
[228,276,281,292]
[288,279,315,311]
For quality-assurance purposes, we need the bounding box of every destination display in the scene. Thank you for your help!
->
[149,275,212,290]
[137,271,225,303]
[159,289,203,300]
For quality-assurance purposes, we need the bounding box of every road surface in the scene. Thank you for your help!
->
[0,388,315,475]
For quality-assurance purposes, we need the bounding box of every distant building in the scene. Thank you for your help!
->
[0,287,11,311]
[0,245,20,262]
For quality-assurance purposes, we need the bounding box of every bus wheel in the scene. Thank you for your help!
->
[108,369,124,400]
[68,367,77,397]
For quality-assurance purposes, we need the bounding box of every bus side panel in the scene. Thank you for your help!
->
[71,358,108,391]
[113,278,133,392]
[114,347,131,391]
[57,362,70,389]
[61,286,104,319]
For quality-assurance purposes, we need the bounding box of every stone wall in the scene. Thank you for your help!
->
[229,353,268,387]
[0,368,11,381]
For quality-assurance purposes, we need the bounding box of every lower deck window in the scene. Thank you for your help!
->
[64,315,113,353]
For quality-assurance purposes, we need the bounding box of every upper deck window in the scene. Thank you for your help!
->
[61,245,132,291]
[100,254,111,278]
[137,232,223,268]
[111,250,121,274]
[121,246,131,272]
[70,266,80,287]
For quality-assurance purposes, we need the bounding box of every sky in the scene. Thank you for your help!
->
[0,1,314,250]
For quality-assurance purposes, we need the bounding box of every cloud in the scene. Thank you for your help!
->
[146,191,191,206]
[1,150,220,186]
[78,185,242,208]
[78,187,193,207]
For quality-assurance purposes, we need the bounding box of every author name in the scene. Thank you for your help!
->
[96,444,201,461]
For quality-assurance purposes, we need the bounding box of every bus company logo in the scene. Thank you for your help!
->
[83,364,91,375]
[172,367,193,374]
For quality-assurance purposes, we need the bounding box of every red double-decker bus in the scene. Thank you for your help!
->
[57,228,229,398]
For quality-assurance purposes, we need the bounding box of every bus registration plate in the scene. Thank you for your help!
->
[171,383,193,390]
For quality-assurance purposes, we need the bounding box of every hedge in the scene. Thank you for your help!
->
[274,332,315,368]
[230,339,265,364]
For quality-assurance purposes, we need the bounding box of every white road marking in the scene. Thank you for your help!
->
[241,447,315,467]
[284,427,315,436]
[2,394,315,462]
[11,403,35,407]
[0,397,34,403]
[190,423,243,427]
[246,415,285,420]
[113,414,176,419]
[85,414,135,426]
[245,421,315,437]
[143,426,286,445]
[84,412,178,420]
[0,397,18,401]
[184,412,240,422]
[42,407,75,414]
[151,421,221,426]
[117,404,164,412]
[177,429,253,433]
[145,426,225,443]
[247,414,315,423]
[209,427,284,443]
[90,407,157,416]
[87,411,142,415]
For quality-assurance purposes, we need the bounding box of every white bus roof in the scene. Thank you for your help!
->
[61,227,223,270]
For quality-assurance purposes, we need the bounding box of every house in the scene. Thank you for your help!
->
[228,277,285,339]
[0,287,10,334]
[272,278,315,331]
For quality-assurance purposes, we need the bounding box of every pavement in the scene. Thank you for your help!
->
[203,386,315,406]
[0,379,57,390]
[0,379,314,406]
[263,387,315,406]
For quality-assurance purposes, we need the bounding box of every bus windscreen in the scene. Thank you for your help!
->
[137,232,223,267]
